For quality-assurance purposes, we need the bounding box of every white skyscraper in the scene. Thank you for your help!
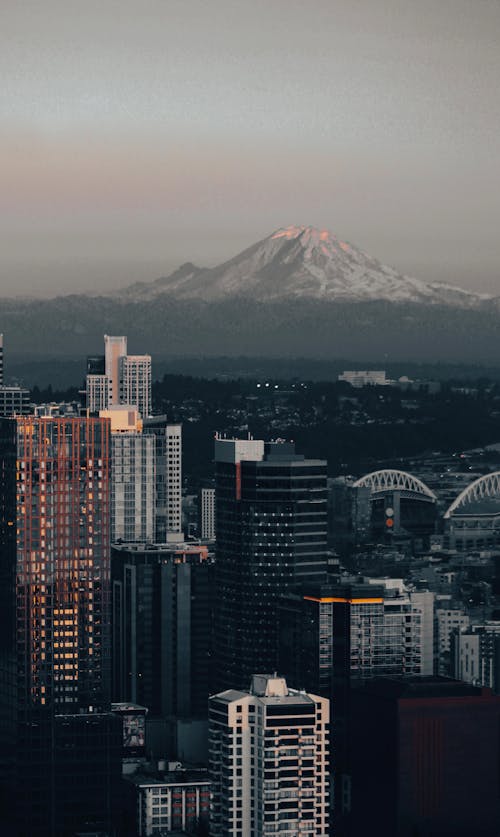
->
[100,406,156,543]
[209,674,329,837]
[86,374,110,413]
[119,354,152,418]
[143,418,183,541]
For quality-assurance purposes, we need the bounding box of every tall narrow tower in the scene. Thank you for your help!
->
[213,437,328,692]
[0,416,115,834]
[104,334,127,405]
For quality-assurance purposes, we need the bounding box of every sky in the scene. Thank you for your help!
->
[1,0,499,297]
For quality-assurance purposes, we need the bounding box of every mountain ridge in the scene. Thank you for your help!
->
[109,225,493,309]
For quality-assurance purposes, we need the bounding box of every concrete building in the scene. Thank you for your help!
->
[104,334,128,405]
[214,436,328,692]
[101,406,156,543]
[87,336,152,418]
[143,417,183,541]
[0,385,30,416]
[120,354,152,419]
[86,373,110,412]
[338,370,389,387]
[209,673,329,837]
[435,607,470,676]
[279,578,434,823]
[123,765,210,837]
[199,486,215,540]
[452,622,500,692]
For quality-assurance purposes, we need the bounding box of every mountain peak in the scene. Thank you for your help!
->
[115,225,488,309]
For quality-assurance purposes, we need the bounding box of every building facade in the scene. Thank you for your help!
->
[119,354,152,419]
[278,579,434,823]
[143,418,183,541]
[124,766,210,837]
[101,407,156,544]
[104,334,128,405]
[0,415,113,834]
[209,674,329,837]
[199,486,216,540]
[111,543,212,720]
[214,437,328,692]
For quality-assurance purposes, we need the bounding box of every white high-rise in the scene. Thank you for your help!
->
[119,354,152,419]
[100,406,156,543]
[143,418,182,541]
[209,674,329,837]
[87,336,152,418]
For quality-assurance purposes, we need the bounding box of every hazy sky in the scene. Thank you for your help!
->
[1,0,499,296]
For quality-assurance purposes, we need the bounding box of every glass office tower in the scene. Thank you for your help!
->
[0,416,113,835]
[213,437,328,692]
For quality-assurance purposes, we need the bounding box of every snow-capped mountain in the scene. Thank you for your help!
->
[118,225,490,308]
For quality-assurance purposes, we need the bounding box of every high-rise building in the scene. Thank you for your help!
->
[119,354,152,419]
[214,437,328,692]
[0,332,4,385]
[101,406,156,543]
[86,336,152,419]
[104,334,127,405]
[86,373,110,412]
[451,621,500,691]
[350,678,500,837]
[199,485,215,540]
[209,673,329,837]
[0,415,114,834]
[143,418,183,541]
[435,607,470,675]
[0,386,31,417]
[111,542,212,760]
[278,578,434,824]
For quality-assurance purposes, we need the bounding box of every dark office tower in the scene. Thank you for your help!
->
[0,333,3,385]
[143,417,183,541]
[214,436,328,693]
[111,543,212,760]
[350,678,500,837]
[0,416,113,835]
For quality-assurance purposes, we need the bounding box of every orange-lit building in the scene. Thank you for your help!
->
[0,415,115,834]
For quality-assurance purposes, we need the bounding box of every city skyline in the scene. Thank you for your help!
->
[1,1,499,297]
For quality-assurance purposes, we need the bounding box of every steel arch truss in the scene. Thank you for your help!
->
[444,471,500,518]
[353,469,437,502]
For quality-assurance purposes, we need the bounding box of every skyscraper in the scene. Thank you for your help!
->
[278,579,434,824]
[143,418,183,541]
[86,336,153,419]
[213,437,328,692]
[111,542,212,761]
[104,334,127,405]
[119,354,152,419]
[209,673,330,837]
[0,416,114,834]
[100,406,156,543]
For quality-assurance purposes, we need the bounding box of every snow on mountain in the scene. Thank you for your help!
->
[118,225,490,308]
